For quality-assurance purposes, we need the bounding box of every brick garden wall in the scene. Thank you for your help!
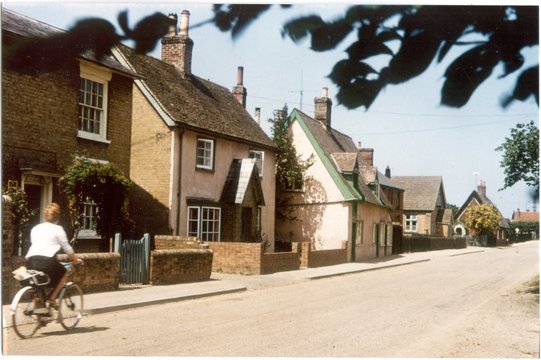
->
[261,243,300,274]
[154,235,201,250]
[207,242,263,275]
[57,253,120,293]
[150,249,213,285]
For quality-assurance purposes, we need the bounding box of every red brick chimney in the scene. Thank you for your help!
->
[232,66,247,108]
[358,141,374,167]
[314,87,332,129]
[477,180,487,197]
[161,10,193,77]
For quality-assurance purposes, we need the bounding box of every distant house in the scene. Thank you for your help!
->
[392,176,453,237]
[510,209,539,240]
[455,181,509,246]
[2,9,136,252]
[275,88,393,261]
[111,11,277,248]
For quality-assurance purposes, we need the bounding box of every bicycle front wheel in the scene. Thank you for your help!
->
[11,287,44,339]
[58,283,84,330]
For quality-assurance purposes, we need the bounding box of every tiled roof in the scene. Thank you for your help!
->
[220,158,264,205]
[293,110,382,206]
[392,176,443,211]
[455,189,494,220]
[115,45,276,150]
[331,153,357,173]
[2,8,137,78]
[512,210,539,222]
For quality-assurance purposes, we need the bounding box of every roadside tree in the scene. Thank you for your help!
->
[465,204,501,238]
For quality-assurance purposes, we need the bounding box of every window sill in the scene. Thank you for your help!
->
[77,131,111,144]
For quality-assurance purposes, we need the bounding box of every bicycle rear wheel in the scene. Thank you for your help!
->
[11,287,44,339]
[58,283,84,330]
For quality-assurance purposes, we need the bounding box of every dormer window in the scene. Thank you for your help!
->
[78,62,111,143]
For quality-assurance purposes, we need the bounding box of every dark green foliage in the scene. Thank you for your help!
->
[5,11,174,75]
[58,155,131,248]
[269,106,314,189]
[496,120,539,193]
[209,5,539,110]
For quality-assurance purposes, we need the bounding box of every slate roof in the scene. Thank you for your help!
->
[292,109,382,206]
[220,158,264,205]
[2,8,137,77]
[115,45,276,150]
[392,176,444,211]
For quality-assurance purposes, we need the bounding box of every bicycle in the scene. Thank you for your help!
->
[10,262,84,339]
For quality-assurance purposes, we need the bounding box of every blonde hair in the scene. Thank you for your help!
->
[44,203,61,223]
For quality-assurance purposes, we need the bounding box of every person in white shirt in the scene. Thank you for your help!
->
[25,203,83,308]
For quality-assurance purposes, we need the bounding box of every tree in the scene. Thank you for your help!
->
[465,204,501,237]
[496,120,539,196]
[5,11,175,75]
[209,4,538,110]
[58,155,131,251]
[269,105,314,221]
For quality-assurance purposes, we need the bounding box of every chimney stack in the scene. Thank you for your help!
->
[314,87,332,130]
[232,66,247,108]
[477,180,487,197]
[161,10,193,77]
[359,148,374,167]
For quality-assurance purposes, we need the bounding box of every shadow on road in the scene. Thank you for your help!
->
[41,326,109,336]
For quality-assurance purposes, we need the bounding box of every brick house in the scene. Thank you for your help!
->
[391,176,453,237]
[2,9,136,252]
[455,181,510,246]
[111,11,277,248]
[275,88,393,261]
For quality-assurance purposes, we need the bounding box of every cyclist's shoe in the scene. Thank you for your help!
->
[33,307,51,315]
[46,299,58,310]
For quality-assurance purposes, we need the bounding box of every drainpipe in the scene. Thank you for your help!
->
[351,201,357,262]
[175,127,184,235]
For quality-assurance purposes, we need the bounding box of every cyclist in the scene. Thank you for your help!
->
[25,203,84,312]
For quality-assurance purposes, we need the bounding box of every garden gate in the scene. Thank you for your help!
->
[113,233,150,284]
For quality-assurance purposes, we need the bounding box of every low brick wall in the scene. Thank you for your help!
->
[261,243,300,274]
[207,242,263,275]
[150,249,213,285]
[58,253,120,293]
[154,235,201,250]
[299,242,348,268]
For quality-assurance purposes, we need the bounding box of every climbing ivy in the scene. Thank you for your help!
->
[58,154,131,249]
[3,186,37,254]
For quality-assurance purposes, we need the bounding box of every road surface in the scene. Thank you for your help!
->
[4,242,539,357]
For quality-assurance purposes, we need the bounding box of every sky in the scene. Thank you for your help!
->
[4,1,539,219]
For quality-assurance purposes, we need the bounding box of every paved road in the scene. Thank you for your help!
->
[4,242,538,357]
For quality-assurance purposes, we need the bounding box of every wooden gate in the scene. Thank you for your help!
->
[113,233,150,284]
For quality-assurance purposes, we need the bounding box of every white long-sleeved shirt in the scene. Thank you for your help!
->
[25,222,74,259]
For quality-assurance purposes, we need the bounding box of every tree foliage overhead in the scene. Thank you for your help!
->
[210,4,539,110]
[496,120,539,193]
[465,203,502,236]
[5,10,175,75]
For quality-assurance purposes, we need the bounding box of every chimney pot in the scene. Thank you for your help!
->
[254,107,261,125]
[237,66,244,86]
[166,13,178,36]
[385,165,391,178]
[179,10,190,37]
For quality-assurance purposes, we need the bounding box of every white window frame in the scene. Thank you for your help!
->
[284,175,304,192]
[379,222,386,246]
[249,150,264,178]
[196,138,215,170]
[78,198,99,239]
[78,63,111,144]
[187,205,221,241]
[405,214,417,233]
[386,223,393,246]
